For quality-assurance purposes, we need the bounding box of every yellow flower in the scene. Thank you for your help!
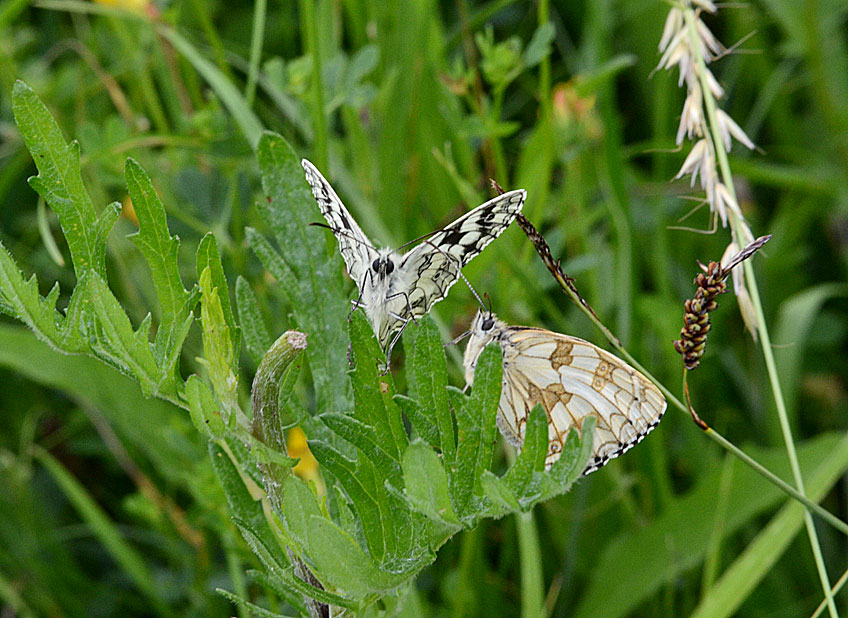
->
[92,0,150,14]
[287,427,324,493]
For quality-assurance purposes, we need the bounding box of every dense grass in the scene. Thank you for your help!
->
[1,1,848,616]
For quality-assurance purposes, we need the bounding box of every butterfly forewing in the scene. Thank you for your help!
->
[464,312,666,475]
[301,159,377,286]
[302,159,526,355]
[397,190,527,320]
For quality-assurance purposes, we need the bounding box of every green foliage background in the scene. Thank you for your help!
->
[1,0,848,616]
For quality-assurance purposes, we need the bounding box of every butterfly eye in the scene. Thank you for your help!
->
[372,259,381,272]
[385,259,394,274]
[481,317,494,331]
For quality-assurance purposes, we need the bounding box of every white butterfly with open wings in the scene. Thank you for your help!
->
[463,310,667,475]
[302,159,526,359]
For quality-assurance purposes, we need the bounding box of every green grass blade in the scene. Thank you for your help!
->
[33,446,171,616]
[158,27,264,149]
[690,432,848,618]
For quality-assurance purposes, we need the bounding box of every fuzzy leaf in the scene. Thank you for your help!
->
[197,233,240,370]
[253,132,349,412]
[452,342,502,519]
[12,81,119,279]
[0,240,85,352]
[79,272,170,398]
[236,274,272,364]
[198,267,238,416]
[125,158,191,368]
[402,442,461,526]
[185,374,226,438]
[403,318,454,464]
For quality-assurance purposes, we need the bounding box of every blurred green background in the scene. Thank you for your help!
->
[1,0,847,616]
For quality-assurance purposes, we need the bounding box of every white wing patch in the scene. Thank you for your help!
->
[301,159,377,286]
[398,190,527,319]
[302,159,526,357]
[463,311,666,476]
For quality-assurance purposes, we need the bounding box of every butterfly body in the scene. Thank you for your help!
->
[302,159,526,356]
[463,310,666,475]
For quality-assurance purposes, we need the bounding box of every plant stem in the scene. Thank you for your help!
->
[517,510,545,618]
[682,8,837,616]
[245,0,267,106]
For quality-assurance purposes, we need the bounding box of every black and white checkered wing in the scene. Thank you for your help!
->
[302,159,377,286]
[398,189,526,318]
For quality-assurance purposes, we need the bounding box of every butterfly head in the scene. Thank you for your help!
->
[371,248,397,280]
[462,309,503,387]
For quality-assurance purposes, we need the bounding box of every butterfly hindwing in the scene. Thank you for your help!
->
[463,311,666,475]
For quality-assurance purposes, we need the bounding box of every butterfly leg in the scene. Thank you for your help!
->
[348,271,370,321]
[384,290,419,326]
[379,318,411,375]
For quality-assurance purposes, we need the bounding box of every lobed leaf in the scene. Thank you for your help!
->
[12,81,119,280]
[124,158,192,368]
[197,233,240,370]
[236,274,272,364]
[403,317,454,464]
[452,342,502,520]
[253,131,350,412]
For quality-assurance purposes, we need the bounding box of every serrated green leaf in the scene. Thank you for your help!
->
[348,311,408,460]
[185,374,226,438]
[404,318,454,464]
[253,132,349,412]
[402,442,460,526]
[307,516,407,596]
[216,589,300,618]
[452,342,502,519]
[124,158,191,369]
[12,80,119,279]
[79,272,171,398]
[308,440,388,563]
[281,475,323,553]
[0,240,85,352]
[236,275,272,364]
[320,413,403,486]
[480,471,519,517]
[197,233,240,370]
[198,267,239,416]
[393,394,440,449]
[503,405,547,509]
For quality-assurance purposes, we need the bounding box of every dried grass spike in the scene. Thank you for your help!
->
[673,235,771,370]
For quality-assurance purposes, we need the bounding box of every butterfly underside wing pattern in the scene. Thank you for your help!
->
[302,159,526,355]
[463,310,667,475]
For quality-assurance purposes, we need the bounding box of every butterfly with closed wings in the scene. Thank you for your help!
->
[302,159,526,362]
[463,310,667,475]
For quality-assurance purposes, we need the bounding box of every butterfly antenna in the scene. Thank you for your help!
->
[395,227,444,253]
[309,222,376,250]
[483,292,493,316]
